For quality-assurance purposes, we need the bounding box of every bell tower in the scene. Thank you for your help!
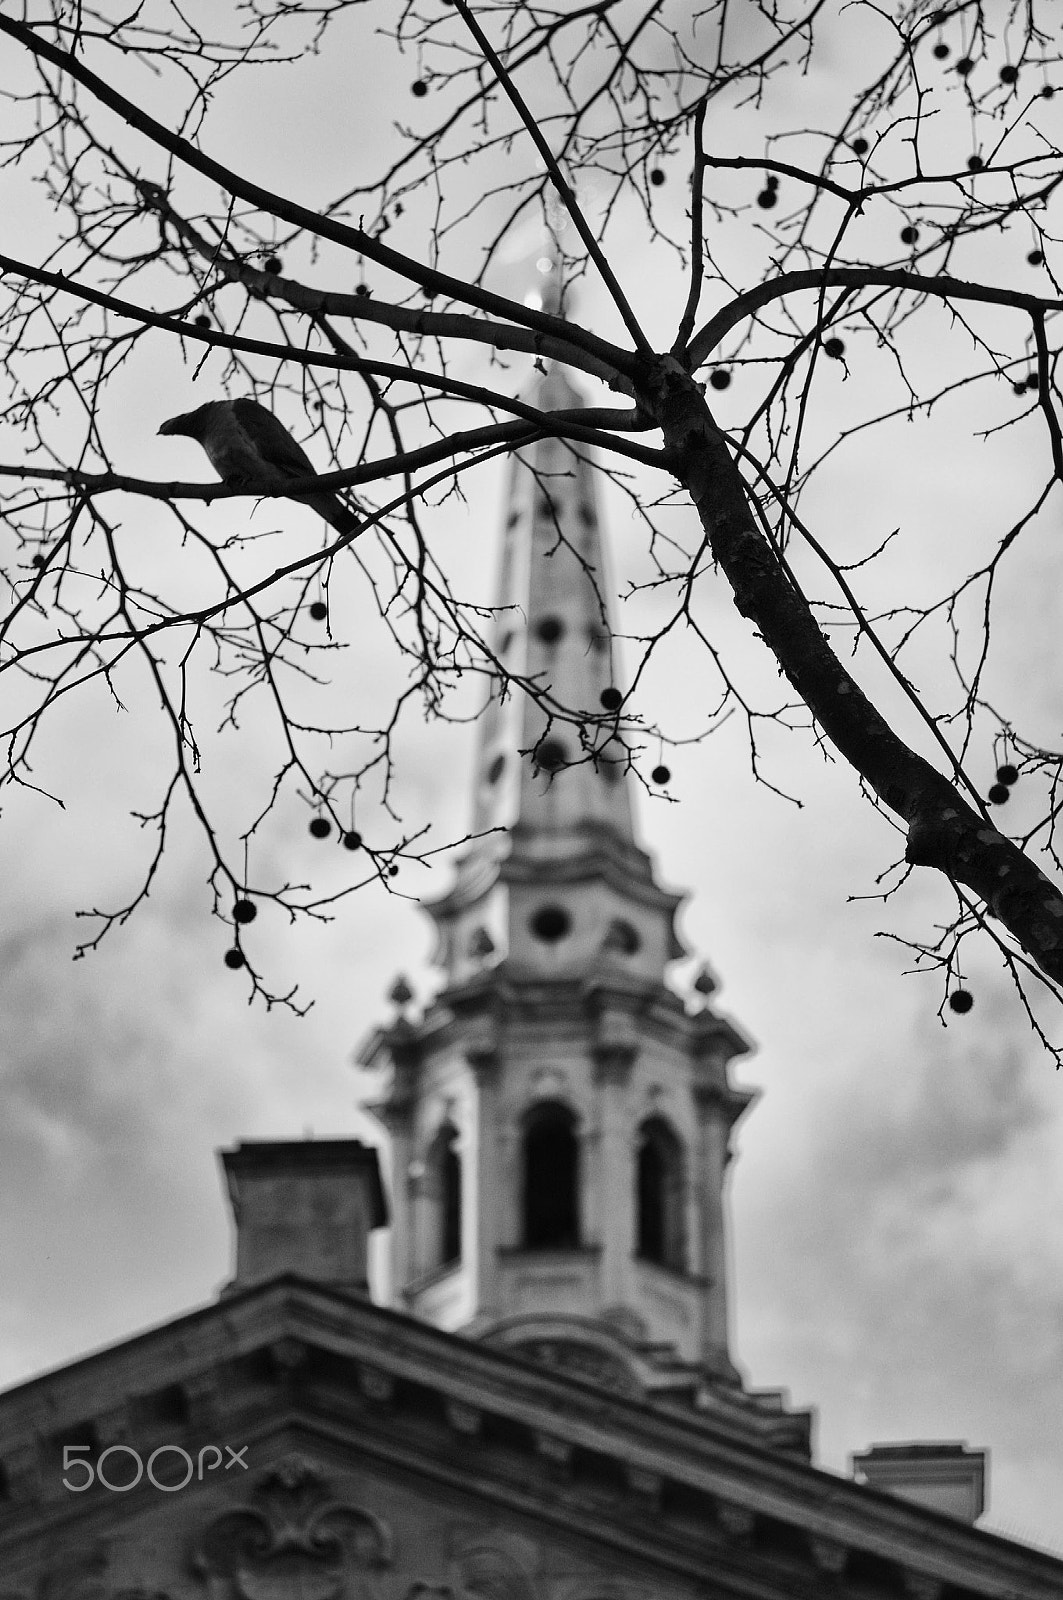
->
[360,360,808,1445]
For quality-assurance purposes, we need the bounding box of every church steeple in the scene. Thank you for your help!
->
[359,361,809,1449]
[427,362,684,994]
[470,362,636,850]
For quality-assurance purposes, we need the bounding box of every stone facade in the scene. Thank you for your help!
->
[2,1279,1060,1599]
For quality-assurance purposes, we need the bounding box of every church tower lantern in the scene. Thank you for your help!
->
[360,357,805,1445]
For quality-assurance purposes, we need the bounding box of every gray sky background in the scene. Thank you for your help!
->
[1,0,1061,1556]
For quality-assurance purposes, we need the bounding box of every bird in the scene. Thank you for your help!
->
[158,398,359,536]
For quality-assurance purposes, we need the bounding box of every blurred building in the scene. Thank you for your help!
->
[0,369,1058,1599]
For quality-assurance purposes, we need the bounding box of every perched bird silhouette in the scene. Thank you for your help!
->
[158,398,359,536]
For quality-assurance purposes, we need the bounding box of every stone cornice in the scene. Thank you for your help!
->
[360,970,752,1077]
[1,1278,1060,1598]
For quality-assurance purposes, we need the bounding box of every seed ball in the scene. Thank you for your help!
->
[999,64,1018,85]
[343,830,363,851]
[948,989,974,1014]
[996,763,1019,786]
[411,80,428,97]
[824,336,846,359]
[1026,373,1041,391]
[600,687,623,710]
[966,154,984,171]
[956,56,973,76]
[31,552,47,568]
[851,137,869,155]
[1027,249,1045,266]
[933,42,950,59]
[649,168,666,186]
[900,224,919,246]
[233,899,258,924]
[765,174,779,191]
[709,368,732,390]
[388,863,400,877]
[988,783,1010,804]
[309,600,328,621]
[756,188,778,209]
[224,948,245,970]
[1042,85,1055,99]
[354,283,371,297]
[309,816,332,839]
[1013,383,1027,396]
[194,314,211,328]
[264,256,282,274]
[651,764,671,785]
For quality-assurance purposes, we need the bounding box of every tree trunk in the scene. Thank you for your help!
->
[638,355,1063,989]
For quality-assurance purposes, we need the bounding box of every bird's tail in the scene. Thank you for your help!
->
[305,493,361,538]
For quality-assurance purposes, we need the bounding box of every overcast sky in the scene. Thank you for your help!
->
[1,0,1062,1557]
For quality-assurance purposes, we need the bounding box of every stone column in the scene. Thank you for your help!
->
[469,1044,502,1319]
[693,1085,739,1380]
[591,1002,638,1311]
[379,1098,415,1303]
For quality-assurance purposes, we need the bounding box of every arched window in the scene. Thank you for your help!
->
[522,1101,580,1249]
[426,1122,462,1269]
[636,1117,686,1271]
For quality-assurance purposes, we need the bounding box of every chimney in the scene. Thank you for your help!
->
[851,1442,987,1523]
[220,1138,388,1297]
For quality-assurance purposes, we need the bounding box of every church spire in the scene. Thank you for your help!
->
[462,245,639,893]
[421,218,683,990]
[471,367,635,851]
[357,330,810,1451]
[424,358,684,991]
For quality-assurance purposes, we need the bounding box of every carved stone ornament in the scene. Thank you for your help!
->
[808,1535,848,1575]
[2,1437,44,1501]
[402,1528,541,1600]
[182,1371,220,1429]
[507,1338,642,1398]
[269,1336,307,1376]
[624,1464,662,1502]
[444,1399,482,1436]
[903,1577,943,1600]
[192,1453,393,1600]
[532,1431,573,1470]
[598,1306,647,1342]
[715,1501,755,1540]
[455,1530,541,1600]
[556,1582,651,1600]
[358,1364,396,1403]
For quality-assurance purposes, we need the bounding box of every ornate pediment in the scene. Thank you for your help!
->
[402,1528,541,1600]
[498,1336,642,1399]
[192,1453,393,1600]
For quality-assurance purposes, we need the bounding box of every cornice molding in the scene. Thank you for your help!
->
[1,1282,1061,1599]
